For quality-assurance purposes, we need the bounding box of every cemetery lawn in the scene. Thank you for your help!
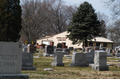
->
[22,53,120,79]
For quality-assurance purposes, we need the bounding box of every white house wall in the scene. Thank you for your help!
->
[37,31,83,48]
[36,31,113,49]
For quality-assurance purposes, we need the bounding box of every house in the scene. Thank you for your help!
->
[36,31,114,49]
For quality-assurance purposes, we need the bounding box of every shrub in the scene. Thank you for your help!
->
[57,43,63,48]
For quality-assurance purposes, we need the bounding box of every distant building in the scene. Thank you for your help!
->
[36,31,114,49]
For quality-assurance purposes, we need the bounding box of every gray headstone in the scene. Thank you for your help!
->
[0,42,29,79]
[69,52,88,67]
[22,46,28,52]
[62,48,70,55]
[73,49,77,52]
[107,53,113,57]
[82,48,85,52]
[69,47,73,51]
[51,51,64,66]
[54,48,62,52]
[85,49,94,63]
[22,52,36,70]
[116,50,120,57]
[92,50,109,71]
[89,49,95,57]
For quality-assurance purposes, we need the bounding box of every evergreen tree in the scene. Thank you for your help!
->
[0,0,21,42]
[67,2,100,47]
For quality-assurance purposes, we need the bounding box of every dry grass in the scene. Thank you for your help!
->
[22,53,120,79]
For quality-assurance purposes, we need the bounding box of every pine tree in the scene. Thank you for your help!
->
[0,0,21,42]
[67,1,100,47]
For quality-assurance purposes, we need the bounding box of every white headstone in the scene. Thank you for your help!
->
[99,44,103,50]
[92,50,109,71]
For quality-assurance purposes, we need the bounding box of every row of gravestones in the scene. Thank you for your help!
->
[51,49,109,71]
[85,46,120,57]
[43,45,70,57]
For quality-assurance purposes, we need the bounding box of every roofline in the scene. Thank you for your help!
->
[36,31,67,41]
[36,36,53,41]
[52,31,67,36]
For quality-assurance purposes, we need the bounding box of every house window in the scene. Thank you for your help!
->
[89,42,93,46]
[108,44,112,48]
[96,42,100,46]
[103,43,107,47]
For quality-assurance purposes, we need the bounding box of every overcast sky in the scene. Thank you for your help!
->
[64,0,111,17]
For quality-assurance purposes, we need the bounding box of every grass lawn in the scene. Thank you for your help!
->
[22,52,120,79]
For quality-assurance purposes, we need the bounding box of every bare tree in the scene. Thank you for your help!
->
[107,21,120,47]
[97,12,109,38]
[20,0,50,43]
[46,0,76,34]
[97,12,109,24]
[20,0,76,43]
[105,0,120,19]
[104,0,120,47]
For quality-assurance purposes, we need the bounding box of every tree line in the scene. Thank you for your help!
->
[20,0,76,44]
[1,0,120,47]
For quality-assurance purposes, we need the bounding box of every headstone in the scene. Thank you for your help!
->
[85,47,91,52]
[115,48,119,52]
[64,55,72,59]
[116,50,120,57]
[92,50,109,71]
[89,49,95,57]
[73,49,77,52]
[69,52,88,67]
[0,42,29,79]
[51,51,64,66]
[106,48,109,53]
[99,44,103,50]
[22,46,28,52]
[107,48,113,57]
[62,48,70,55]
[82,48,85,52]
[27,44,36,53]
[103,48,106,51]
[69,47,74,51]
[108,49,112,53]
[107,53,113,57]
[22,52,36,70]
[85,49,94,63]
[54,48,62,52]
[43,45,54,56]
